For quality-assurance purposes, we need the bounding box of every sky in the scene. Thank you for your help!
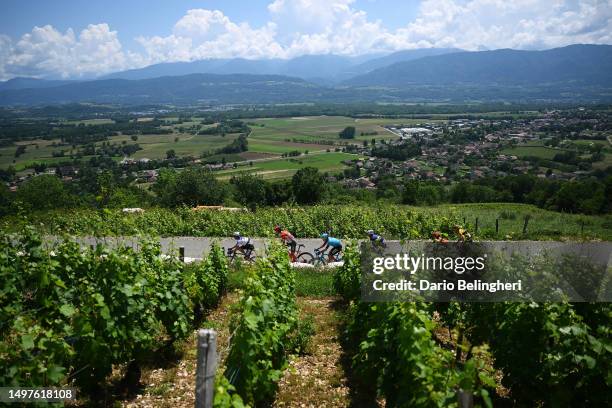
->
[0,0,611,80]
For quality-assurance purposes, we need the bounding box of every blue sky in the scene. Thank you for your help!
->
[0,0,610,80]
[0,1,421,49]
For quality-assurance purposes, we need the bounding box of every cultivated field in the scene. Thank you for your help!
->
[216,151,358,179]
[248,116,434,155]
[1,115,417,172]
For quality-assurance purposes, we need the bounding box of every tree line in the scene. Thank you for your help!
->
[1,164,610,217]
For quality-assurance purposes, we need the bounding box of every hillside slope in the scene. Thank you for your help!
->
[344,44,612,87]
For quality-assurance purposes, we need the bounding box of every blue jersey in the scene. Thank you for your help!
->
[327,237,342,248]
[370,234,383,242]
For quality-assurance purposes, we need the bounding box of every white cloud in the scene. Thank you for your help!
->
[268,0,612,54]
[136,9,285,63]
[0,0,611,80]
[398,0,612,50]
[0,23,143,80]
[267,0,392,56]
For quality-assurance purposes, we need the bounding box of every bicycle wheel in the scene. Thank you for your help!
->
[371,243,384,255]
[226,250,236,265]
[296,252,315,264]
[313,252,327,267]
[244,251,256,263]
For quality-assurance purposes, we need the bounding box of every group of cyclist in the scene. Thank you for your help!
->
[228,228,343,263]
[228,227,386,263]
[228,224,470,263]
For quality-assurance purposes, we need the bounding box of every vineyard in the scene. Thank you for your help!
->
[334,245,611,407]
[1,227,610,407]
[0,228,228,401]
[2,203,611,240]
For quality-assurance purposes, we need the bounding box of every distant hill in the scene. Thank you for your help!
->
[1,45,611,105]
[0,73,335,105]
[102,54,378,83]
[101,59,283,80]
[345,48,463,76]
[344,44,612,87]
[0,77,75,91]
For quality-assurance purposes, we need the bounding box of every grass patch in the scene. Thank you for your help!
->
[295,269,336,297]
[228,265,336,297]
[501,145,569,160]
[428,203,612,240]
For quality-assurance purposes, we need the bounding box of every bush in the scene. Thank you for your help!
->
[184,243,228,315]
[334,246,495,407]
[0,229,197,393]
[223,245,299,405]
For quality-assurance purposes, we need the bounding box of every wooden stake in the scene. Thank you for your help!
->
[195,329,217,408]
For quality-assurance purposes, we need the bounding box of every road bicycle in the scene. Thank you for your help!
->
[313,248,343,266]
[289,243,315,264]
[225,246,256,264]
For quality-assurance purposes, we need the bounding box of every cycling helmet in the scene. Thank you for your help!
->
[274,225,281,233]
[367,229,375,235]
[233,232,241,239]
[320,233,329,239]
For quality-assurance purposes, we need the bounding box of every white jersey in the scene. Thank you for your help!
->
[236,237,250,247]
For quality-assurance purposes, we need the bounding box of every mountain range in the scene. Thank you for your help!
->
[0,77,76,92]
[98,48,462,84]
[344,44,612,87]
[0,44,610,105]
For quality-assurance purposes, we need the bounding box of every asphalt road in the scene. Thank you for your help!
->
[64,237,612,267]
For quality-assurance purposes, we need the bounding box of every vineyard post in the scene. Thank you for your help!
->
[195,329,217,408]
[523,215,530,234]
[495,218,499,234]
[475,217,479,233]
[457,389,474,408]
[179,246,185,262]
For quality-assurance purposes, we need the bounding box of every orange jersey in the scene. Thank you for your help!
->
[280,230,295,242]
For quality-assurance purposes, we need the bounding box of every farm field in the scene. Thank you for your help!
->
[500,144,566,159]
[0,138,58,169]
[216,151,358,179]
[249,115,435,146]
[501,138,612,168]
[0,115,417,172]
[127,132,241,159]
[0,132,243,169]
[64,118,116,125]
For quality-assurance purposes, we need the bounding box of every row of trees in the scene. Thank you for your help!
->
[151,166,324,209]
[0,164,323,215]
[399,175,612,214]
[2,165,610,216]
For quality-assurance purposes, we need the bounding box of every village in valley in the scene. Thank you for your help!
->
[1,107,610,205]
[337,109,611,188]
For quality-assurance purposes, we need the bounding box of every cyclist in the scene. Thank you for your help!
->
[431,230,449,243]
[274,225,298,260]
[453,225,473,242]
[316,233,342,263]
[367,230,386,249]
[229,232,255,259]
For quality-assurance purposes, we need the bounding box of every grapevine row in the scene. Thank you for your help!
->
[0,227,229,396]
[335,244,496,407]
[216,244,302,407]
[3,205,460,239]
[454,302,611,405]
[336,244,611,406]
